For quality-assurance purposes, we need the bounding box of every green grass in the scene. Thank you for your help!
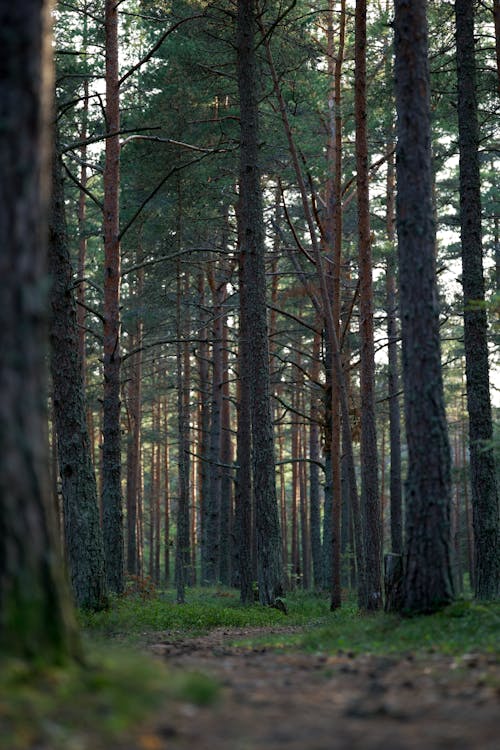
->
[80,587,500,658]
[79,587,330,641]
[0,642,219,750]
[232,599,500,657]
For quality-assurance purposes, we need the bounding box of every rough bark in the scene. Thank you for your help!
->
[102,0,124,594]
[236,313,253,604]
[237,0,283,605]
[455,0,500,598]
[386,144,403,555]
[394,0,454,613]
[355,0,382,611]
[219,314,233,586]
[204,273,224,584]
[49,143,107,611]
[0,0,80,662]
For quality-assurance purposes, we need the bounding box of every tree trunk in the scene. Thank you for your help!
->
[386,144,403,555]
[394,0,454,613]
[237,0,283,605]
[355,0,382,611]
[219,310,233,586]
[0,0,80,662]
[455,0,500,599]
[102,0,124,594]
[236,318,253,603]
[49,142,107,611]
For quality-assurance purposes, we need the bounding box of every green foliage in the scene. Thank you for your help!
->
[0,641,219,750]
[233,599,500,657]
[80,587,330,639]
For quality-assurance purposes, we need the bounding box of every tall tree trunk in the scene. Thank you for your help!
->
[126,251,144,576]
[310,328,323,589]
[49,142,107,611]
[237,0,283,605]
[394,0,454,613]
[493,0,500,96]
[102,0,123,594]
[205,272,224,584]
[355,0,382,611]
[219,312,233,586]
[236,324,253,603]
[175,260,191,601]
[455,0,500,598]
[163,395,171,586]
[386,144,403,555]
[0,0,80,661]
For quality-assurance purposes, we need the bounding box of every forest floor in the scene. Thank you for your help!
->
[121,625,500,750]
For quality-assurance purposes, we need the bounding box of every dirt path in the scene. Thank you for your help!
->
[131,628,500,750]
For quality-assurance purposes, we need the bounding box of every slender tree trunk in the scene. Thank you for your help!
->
[310,328,323,589]
[237,0,283,605]
[102,0,124,594]
[236,319,253,603]
[0,0,80,661]
[493,0,500,96]
[394,0,454,613]
[163,395,171,586]
[205,272,224,583]
[49,142,107,611]
[355,0,382,611]
[455,0,500,599]
[76,75,89,383]
[198,271,211,583]
[386,144,403,555]
[219,311,233,586]
[126,251,144,576]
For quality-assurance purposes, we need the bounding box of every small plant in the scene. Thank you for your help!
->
[124,575,157,601]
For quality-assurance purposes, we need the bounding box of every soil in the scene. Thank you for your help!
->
[127,626,500,750]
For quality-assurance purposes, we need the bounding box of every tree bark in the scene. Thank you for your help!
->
[386,144,403,555]
[0,0,80,662]
[102,0,124,594]
[49,141,107,611]
[237,0,283,605]
[455,0,500,598]
[355,0,382,611]
[394,0,454,613]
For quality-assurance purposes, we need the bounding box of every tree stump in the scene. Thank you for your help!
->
[384,553,404,612]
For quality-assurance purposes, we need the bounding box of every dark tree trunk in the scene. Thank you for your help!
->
[0,0,80,661]
[493,0,500,96]
[49,143,107,611]
[219,314,233,586]
[355,0,382,611]
[102,0,124,595]
[175,264,192,602]
[310,330,323,589]
[386,145,403,556]
[394,0,454,613]
[236,323,253,604]
[198,272,211,584]
[455,0,500,599]
[204,273,224,584]
[237,0,283,605]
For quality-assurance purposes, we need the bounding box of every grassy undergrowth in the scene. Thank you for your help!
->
[81,587,500,658]
[0,644,218,750]
[233,599,500,657]
[79,587,328,641]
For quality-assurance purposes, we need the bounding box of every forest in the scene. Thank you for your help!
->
[0,0,499,748]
